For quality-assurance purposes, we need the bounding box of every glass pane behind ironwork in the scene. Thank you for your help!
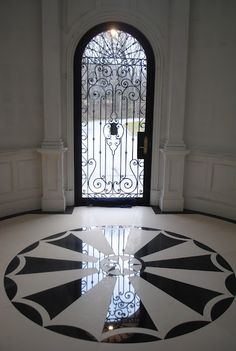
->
[81,29,147,198]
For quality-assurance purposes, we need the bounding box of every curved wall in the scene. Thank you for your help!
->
[0,0,235,220]
[0,0,43,151]
[183,0,236,219]
[0,0,43,217]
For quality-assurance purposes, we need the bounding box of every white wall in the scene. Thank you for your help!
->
[0,0,43,216]
[184,0,236,219]
[184,152,236,219]
[185,0,236,154]
[0,0,235,219]
[0,0,43,150]
[0,149,42,217]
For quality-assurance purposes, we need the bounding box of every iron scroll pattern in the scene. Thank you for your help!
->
[4,225,236,343]
[81,30,147,198]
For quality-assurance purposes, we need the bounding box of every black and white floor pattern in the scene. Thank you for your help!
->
[4,224,236,344]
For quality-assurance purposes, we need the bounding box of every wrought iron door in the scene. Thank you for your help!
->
[74,26,154,204]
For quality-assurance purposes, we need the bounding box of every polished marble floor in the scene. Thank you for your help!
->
[0,207,236,351]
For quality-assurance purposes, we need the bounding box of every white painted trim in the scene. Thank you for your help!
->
[157,0,190,212]
[184,197,236,221]
[39,0,68,212]
[159,148,189,211]
[65,190,74,206]
[41,0,63,144]
[159,196,185,212]
[150,190,161,206]
[62,5,165,204]
[164,0,190,148]
[37,148,67,212]
[0,149,42,217]
[188,150,236,161]
[0,198,41,218]
[184,150,236,220]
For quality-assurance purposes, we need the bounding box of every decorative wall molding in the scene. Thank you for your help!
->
[40,0,67,211]
[158,0,190,212]
[37,148,67,212]
[62,3,166,204]
[184,151,236,220]
[159,148,189,211]
[42,0,63,144]
[65,190,74,206]
[164,0,190,148]
[150,189,161,206]
[0,149,41,217]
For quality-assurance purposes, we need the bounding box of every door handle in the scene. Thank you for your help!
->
[143,135,148,155]
[137,132,148,158]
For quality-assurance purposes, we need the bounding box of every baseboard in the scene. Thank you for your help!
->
[184,197,236,222]
[151,205,236,224]
[0,206,74,221]
[0,197,41,218]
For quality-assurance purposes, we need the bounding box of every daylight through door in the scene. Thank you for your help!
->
[80,28,149,201]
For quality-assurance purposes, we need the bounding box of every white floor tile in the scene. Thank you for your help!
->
[0,206,235,351]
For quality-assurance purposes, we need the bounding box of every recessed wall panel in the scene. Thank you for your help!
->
[0,162,12,194]
[17,159,41,191]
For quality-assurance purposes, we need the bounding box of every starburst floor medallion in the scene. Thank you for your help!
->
[4,225,236,343]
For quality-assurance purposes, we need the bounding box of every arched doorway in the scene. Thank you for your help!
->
[74,23,155,206]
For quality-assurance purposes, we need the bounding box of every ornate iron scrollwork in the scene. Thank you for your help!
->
[81,29,147,198]
[103,112,124,155]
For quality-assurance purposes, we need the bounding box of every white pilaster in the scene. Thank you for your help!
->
[160,0,190,211]
[38,148,67,212]
[160,149,189,211]
[39,0,66,211]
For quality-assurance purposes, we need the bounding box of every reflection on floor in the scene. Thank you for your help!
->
[0,207,236,351]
